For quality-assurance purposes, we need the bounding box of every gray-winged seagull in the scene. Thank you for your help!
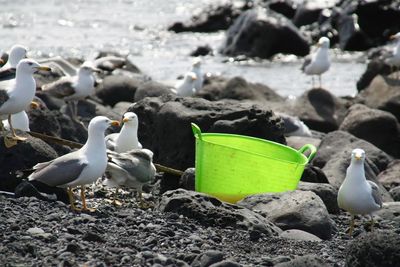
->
[28,116,120,211]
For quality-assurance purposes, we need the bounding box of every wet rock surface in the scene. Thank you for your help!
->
[221,8,310,59]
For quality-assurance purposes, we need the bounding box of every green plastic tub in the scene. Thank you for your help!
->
[192,123,317,203]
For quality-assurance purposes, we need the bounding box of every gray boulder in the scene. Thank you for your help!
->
[134,81,174,102]
[339,104,400,158]
[96,75,144,107]
[158,189,281,236]
[357,75,400,121]
[238,190,335,240]
[221,8,309,59]
[297,182,339,214]
[279,229,322,242]
[197,75,284,103]
[313,131,391,173]
[168,3,246,33]
[389,186,400,201]
[285,88,349,133]
[191,250,225,267]
[275,255,332,267]
[0,133,58,192]
[374,202,400,228]
[377,160,400,190]
[128,94,285,170]
[346,230,400,267]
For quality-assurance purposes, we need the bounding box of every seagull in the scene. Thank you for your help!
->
[28,116,120,212]
[175,72,197,97]
[0,44,28,80]
[276,112,312,137]
[105,112,142,153]
[190,58,204,92]
[0,59,51,147]
[104,148,156,207]
[41,62,100,121]
[2,98,41,132]
[301,37,331,88]
[337,148,383,236]
[384,32,400,78]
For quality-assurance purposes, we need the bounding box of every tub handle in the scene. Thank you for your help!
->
[298,144,317,163]
[191,123,202,140]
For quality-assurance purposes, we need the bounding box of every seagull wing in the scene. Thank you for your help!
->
[38,56,78,76]
[0,89,10,110]
[0,68,16,81]
[105,133,118,151]
[109,149,155,185]
[28,151,88,187]
[367,180,383,208]
[41,77,76,99]
[301,56,312,72]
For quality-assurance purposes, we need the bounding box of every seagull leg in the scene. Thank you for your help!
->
[81,185,96,212]
[68,187,81,212]
[368,215,375,232]
[137,187,152,209]
[311,76,315,88]
[348,214,355,236]
[4,114,26,148]
[112,188,122,206]
[319,75,322,88]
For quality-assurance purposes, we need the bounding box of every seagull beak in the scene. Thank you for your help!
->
[316,43,321,47]
[110,120,120,127]
[390,35,397,40]
[0,59,4,65]
[354,154,362,160]
[122,117,129,123]
[91,67,102,73]
[192,76,197,80]
[36,66,52,72]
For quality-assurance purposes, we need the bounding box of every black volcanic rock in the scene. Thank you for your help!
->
[128,94,285,170]
[221,8,309,59]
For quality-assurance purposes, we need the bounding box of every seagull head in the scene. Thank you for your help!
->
[122,112,139,127]
[16,59,51,74]
[79,62,101,75]
[9,44,28,68]
[184,72,197,83]
[351,148,365,163]
[89,116,120,133]
[192,57,202,68]
[317,37,330,49]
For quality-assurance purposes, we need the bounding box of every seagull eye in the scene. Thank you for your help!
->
[28,62,33,66]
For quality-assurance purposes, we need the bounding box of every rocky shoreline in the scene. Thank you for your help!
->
[1,0,400,266]
[0,50,399,266]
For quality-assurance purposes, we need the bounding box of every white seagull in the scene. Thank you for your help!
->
[41,62,100,121]
[301,37,331,88]
[190,58,204,92]
[337,148,383,236]
[0,44,28,80]
[175,72,197,97]
[0,59,51,147]
[28,116,120,211]
[105,112,142,153]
